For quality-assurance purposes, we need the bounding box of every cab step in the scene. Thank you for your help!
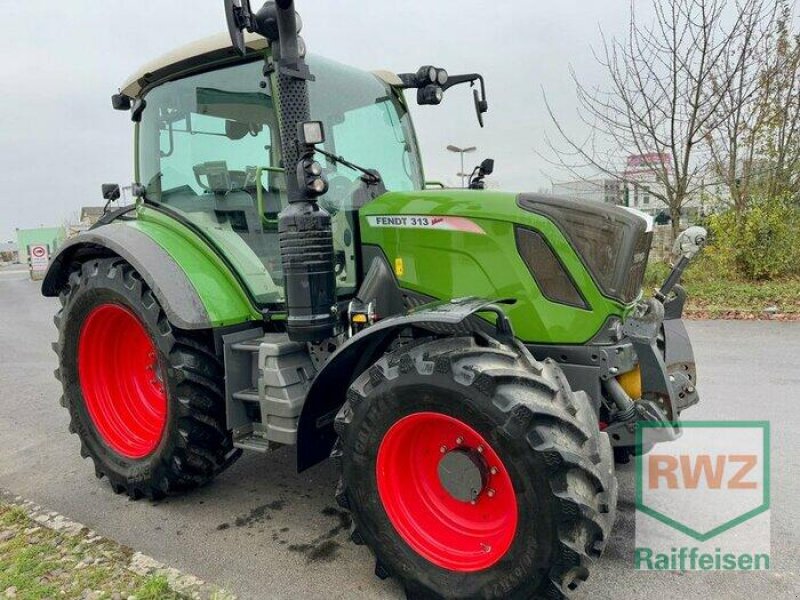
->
[223,329,317,449]
[233,431,273,454]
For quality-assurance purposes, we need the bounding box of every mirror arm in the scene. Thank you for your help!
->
[443,74,486,101]
[441,73,479,90]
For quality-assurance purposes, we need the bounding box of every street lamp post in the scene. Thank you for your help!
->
[447,145,477,188]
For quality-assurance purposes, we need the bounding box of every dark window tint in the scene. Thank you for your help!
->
[516,228,589,309]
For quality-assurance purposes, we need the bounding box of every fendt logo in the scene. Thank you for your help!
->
[635,422,770,571]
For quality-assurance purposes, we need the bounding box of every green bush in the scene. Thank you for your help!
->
[705,198,800,280]
[644,261,672,288]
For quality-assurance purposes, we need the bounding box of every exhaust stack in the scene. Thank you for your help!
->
[226,0,337,342]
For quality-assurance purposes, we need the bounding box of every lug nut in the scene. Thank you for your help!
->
[477,445,484,454]
[440,445,448,454]
[490,467,498,475]
[487,488,496,498]
[456,436,464,445]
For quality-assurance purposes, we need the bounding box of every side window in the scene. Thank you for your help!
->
[158,113,273,196]
[139,63,285,305]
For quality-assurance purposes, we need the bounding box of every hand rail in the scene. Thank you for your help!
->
[255,166,287,225]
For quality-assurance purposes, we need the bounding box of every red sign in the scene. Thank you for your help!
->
[625,153,672,177]
[29,244,49,272]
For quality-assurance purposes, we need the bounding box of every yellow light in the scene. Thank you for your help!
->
[617,366,643,400]
[352,314,368,324]
[394,257,405,277]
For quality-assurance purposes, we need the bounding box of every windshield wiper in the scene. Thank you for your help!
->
[315,148,381,184]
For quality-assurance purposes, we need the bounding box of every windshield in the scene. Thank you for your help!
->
[138,54,423,305]
[308,55,423,192]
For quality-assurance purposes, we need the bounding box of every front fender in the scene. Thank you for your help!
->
[296,297,511,471]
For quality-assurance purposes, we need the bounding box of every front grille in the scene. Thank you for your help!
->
[517,194,652,305]
[621,230,653,303]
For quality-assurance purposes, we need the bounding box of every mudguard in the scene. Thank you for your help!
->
[42,224,211,330]
[296,297,511,471]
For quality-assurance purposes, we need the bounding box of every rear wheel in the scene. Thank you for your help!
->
[53,258,240,500]
[333,337,617,599]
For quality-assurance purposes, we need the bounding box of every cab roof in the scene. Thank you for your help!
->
[120,32,269,98]
[120,33,402,98]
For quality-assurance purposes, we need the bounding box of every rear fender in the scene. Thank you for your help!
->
[296,297,512,471]
[43,224,213,330]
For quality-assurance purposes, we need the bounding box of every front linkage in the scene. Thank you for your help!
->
[604,226,707,449]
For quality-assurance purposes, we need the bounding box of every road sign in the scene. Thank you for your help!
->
[29,244,50,272]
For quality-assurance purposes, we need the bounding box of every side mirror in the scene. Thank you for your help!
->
[111,94,131,111]
[225,0,254,56]
[468,158,495,190]
[473,89,488,128]
[102,184,121,202]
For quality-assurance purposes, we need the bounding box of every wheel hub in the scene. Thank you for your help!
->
[437,448,488,503]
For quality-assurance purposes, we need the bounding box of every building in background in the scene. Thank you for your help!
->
[552,153,711,223]
[551,178,625,205]
[66,206,107,238]
[80,206,106,227]
[623,153,671,216]
[0,241,18,264]
[16,227,66,265]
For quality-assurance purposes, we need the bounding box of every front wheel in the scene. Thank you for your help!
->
[53,258,240,500]
[333,337,617,599]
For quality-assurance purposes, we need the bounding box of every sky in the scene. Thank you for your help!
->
[0,0,631,242]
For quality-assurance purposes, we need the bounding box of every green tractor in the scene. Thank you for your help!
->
[43,1,705,597]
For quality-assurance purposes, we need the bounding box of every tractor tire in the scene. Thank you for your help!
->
[333,336,617,600]
[53,257,240,500]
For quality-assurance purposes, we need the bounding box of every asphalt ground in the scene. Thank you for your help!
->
[0,267,798,599]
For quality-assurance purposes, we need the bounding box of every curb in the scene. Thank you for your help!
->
[0,490,236,600]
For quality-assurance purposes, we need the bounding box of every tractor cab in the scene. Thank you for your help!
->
[130,39,423,306]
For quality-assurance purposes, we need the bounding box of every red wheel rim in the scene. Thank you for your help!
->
[376,412,518,572]
[78,304,167,459]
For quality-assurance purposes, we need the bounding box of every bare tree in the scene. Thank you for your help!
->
[545,0,771,239]
[705,2,780,213]
[760,4,800,199]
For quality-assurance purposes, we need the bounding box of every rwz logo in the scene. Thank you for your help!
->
[635,421,770,559]
[648,453,758,490]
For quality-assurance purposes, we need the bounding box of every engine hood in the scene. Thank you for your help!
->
[360,188,653,305]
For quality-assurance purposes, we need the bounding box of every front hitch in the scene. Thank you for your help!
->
[605,299,681,447]
[605,227,707,447]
